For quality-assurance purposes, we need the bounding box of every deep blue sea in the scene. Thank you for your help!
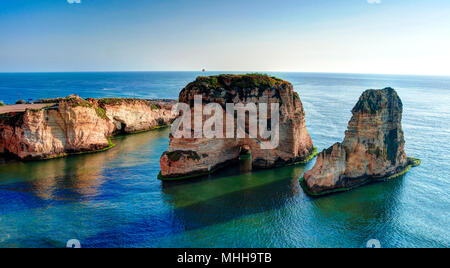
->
[0,72,449,248]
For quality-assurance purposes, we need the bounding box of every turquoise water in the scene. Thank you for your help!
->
[0,72,449,248]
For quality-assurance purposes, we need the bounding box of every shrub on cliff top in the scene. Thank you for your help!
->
[97,98,125,106]
[16,99,26,104]
[61,97,108,120]
[97,98,153,108]
[64,97,94,109]
[233,73,278,88]
[0,101,4,106]
[191,73,288,91]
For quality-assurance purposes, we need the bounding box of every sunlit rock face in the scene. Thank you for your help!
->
[159,74,314,179]
[89,98,176,134]
[0,96,176,160]
[303,88,409,195]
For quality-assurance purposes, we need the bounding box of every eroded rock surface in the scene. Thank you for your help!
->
[159,74,314,179]
[0,96,175,160]
[89,98,175,134]
[303,87,416,195]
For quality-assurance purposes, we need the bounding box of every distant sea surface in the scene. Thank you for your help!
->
[0,72,449,248]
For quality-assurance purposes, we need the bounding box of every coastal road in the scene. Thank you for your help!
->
[0,103,56,114]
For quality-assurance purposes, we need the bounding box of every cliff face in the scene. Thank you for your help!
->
[303,88,414,195]
[89,98,175,134]
[0,96,175,160]
[159,74,314,179]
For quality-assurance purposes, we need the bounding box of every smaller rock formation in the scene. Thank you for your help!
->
[301,88,420,195]
[0,95,176,160]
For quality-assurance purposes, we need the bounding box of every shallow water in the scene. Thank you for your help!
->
[0,72,449,248]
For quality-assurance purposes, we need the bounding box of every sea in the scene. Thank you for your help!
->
[0,72,449,248]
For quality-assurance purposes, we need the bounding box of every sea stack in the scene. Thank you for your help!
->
[302,87,420,195]
[0,95,176,160]
[159,74,315,180]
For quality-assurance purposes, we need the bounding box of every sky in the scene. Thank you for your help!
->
[1,0,450,75]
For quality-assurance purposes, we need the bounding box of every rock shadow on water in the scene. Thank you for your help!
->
[164,166,309,228]
[168,179,296,230]
[82,166,307,247]
[305,173,407,247]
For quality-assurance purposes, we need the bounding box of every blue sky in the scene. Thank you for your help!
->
[1,0,450,75]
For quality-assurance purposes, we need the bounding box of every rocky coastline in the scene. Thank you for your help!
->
[0,78,420,194]
[0,95,176,160]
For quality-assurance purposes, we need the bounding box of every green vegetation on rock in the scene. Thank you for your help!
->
[64,97,94,108]
[95,107,107,119]
[97,97,161,111]
[97,98,125,106]
[69,136,116,154]
[385,165,411,180]
[190,73,289,92]
[0,101,4,106]
[62,97,108,120]
[408,157,421,167]
[297,147,319,164]
[41,136,116,160]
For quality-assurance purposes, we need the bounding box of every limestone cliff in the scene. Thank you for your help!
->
[159,74,315,180]
[302,88,420,195]
[89,98,175,134]
[0,96,175,160]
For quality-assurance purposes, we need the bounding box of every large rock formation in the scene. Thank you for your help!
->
[0,96,176,160]
[302,88,420,195]
[159,74,315,180]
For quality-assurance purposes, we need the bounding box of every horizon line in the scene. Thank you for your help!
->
[0,70,450,78]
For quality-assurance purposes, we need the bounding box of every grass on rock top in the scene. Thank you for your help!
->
[62,97,108,120]
[190,73,290,91]
[97,98,160,110]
